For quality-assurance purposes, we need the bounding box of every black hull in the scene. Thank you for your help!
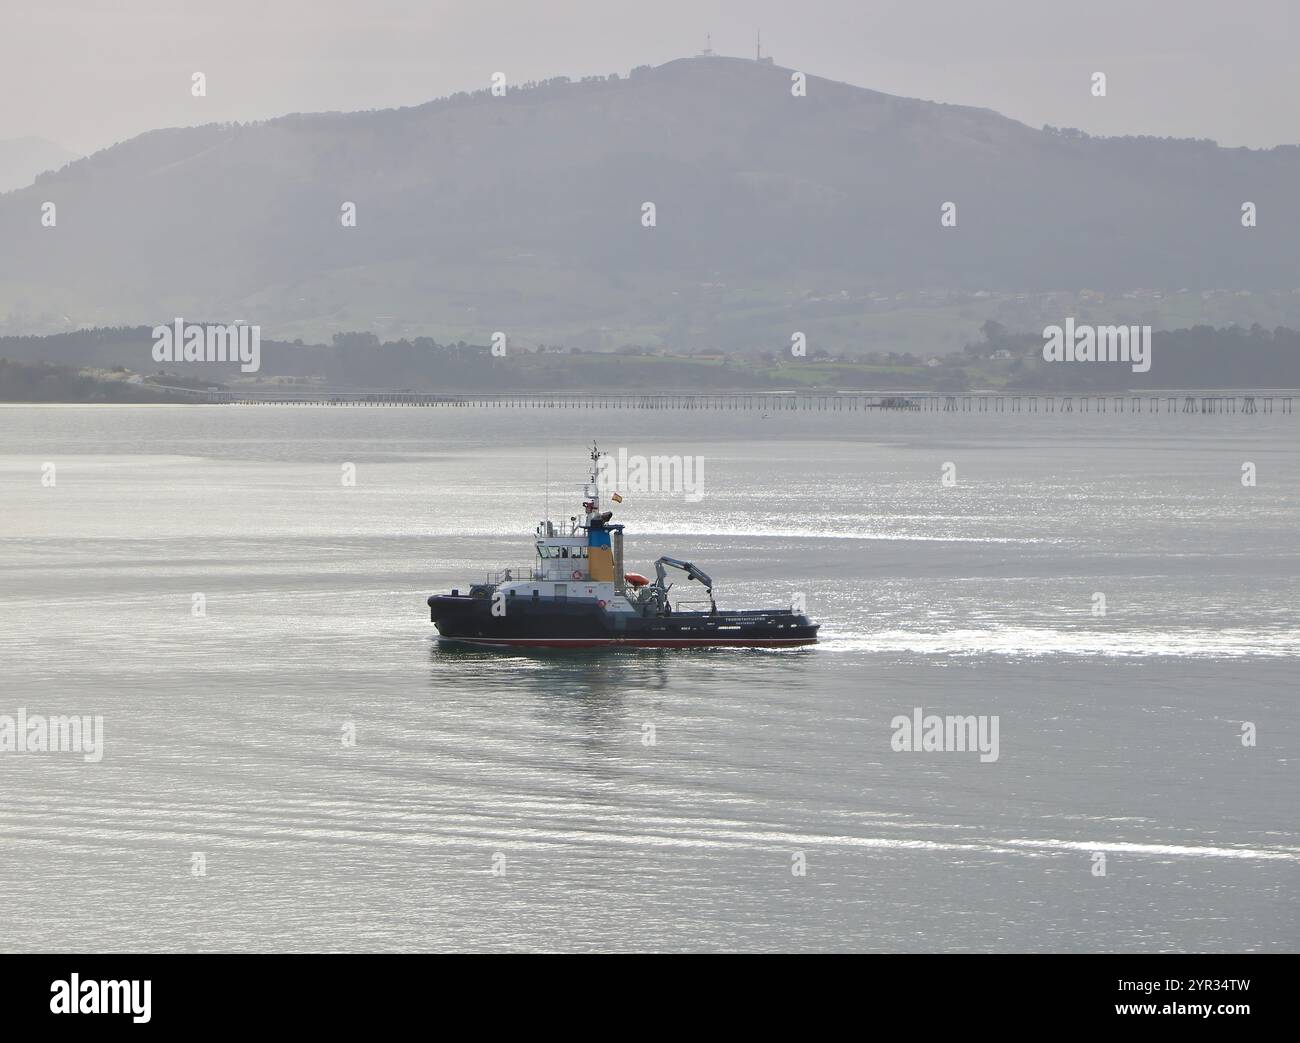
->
[427,595,818,648]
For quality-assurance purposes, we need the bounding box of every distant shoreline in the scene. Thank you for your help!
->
[5,321,1300,402]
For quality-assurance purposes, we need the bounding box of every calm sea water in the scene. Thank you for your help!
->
[1,404,1297,952]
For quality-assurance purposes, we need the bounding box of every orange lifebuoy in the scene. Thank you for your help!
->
[571,570,582,580]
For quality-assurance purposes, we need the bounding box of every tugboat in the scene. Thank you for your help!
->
[427,445,819,648]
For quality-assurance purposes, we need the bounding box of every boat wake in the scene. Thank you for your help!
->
[820,626,1300,658]
[4,795,1294,864]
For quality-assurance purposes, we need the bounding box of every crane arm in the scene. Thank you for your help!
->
[653,556,713,594]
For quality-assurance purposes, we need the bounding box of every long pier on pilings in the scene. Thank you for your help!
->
[160,386,1296,414]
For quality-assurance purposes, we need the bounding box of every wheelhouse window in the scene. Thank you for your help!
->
[536,544,586,559]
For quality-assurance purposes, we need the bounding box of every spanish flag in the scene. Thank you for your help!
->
[611,492,623,503]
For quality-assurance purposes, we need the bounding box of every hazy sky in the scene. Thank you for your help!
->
[4,0,1297,156]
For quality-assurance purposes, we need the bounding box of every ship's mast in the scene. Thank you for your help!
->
[586,441,602,522]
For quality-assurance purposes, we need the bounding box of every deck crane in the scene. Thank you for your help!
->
[652,556,716,614]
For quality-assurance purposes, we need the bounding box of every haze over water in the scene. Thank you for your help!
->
[1,405,1296,952]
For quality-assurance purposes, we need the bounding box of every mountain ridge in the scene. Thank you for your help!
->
[0,135,81,194]
[3,56,1298,349]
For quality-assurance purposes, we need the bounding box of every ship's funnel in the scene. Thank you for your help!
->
[612,530,625,593]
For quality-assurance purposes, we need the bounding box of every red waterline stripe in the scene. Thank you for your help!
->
[438,636,817,648]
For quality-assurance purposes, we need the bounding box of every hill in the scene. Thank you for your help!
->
[2,57,1298,350]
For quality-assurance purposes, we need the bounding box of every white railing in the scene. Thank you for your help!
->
[488,564,543,585]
